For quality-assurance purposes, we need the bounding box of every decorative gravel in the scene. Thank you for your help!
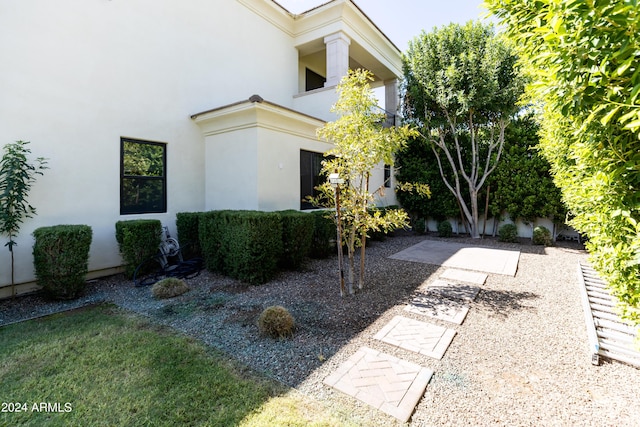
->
[2,233,639,426]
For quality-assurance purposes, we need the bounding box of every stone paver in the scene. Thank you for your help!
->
[405,292,470,324]
[389,240,520,276]
[440,268,488,285]
[421,279,480,303]
[374,315,456,360]
[323,346,433,422]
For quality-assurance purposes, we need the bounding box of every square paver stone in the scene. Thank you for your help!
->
[323,346,433,422]
[405,292,470,324]
[389,240,520,276]
[440,268,487,285]
[421,279,480,303]
[374,316,456,360]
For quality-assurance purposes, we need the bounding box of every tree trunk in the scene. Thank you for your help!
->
[335,186,346,297]
[359,233,366,290]
[470,189,480,238]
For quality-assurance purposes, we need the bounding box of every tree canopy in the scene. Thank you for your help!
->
[312,69,418,295]
[403,21,525,238]
[485,0,640,325]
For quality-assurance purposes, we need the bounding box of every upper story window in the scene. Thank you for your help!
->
[120,138,167,215]
[305,68,326,92]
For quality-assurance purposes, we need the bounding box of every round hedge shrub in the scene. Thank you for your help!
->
[33,224,92,300]
[257,305,295,339]
[437,221,452,237]
[498,223,518,242]
[412,217,426,235]
[152,277,189,299]
[533,225,552,246]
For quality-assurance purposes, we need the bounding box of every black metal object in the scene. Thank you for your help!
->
[133,244,203,287]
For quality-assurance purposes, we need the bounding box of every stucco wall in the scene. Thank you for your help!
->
[0,0,300,288]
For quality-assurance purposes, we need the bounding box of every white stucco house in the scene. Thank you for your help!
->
[0,0,404,296]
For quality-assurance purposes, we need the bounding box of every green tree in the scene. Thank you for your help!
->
[0,141,48,296]
[485,0,640,326]
[403,21,525,238]
[311,69,420,296]
[488,114,566,233]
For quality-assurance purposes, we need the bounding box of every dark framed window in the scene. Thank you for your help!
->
[305,68,326,92]
[384,164,391,188]
[300,149,327,210]
[120,138,167,215]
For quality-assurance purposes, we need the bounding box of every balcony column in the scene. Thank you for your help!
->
[384,78,399,125]
[324,32,351,87]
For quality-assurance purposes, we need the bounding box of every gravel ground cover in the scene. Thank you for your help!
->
[1,233,639,426]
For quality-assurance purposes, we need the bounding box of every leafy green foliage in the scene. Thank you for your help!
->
[176,211,203,259]
[487,114,566,222]
[257,305,296,339]
[32,225,92,300]
[0,140,47,293]
[498,223,518,243]
[277,210,314,270]
[403,21,525,237]
[312,69,418,294]
[199,211,282,285]
[532,225,552,246]
[395,137,458,221]
[437,221,453,237]
[308,210,336,259]
[486,0,640,324]
[115,219,162,278]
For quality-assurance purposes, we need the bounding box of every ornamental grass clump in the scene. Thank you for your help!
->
[257,305,295,339]
[152,277,189,299]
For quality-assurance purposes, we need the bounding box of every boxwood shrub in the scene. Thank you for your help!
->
[200,210,283,284]
[533,225,552,246]
[115,219,161,278]
[437,221,453,237]
[176,211,203,258]
[308,210,336,258]
[498,223,518,242]
[32,224,92,300]
[277,210,314,269]
[198,210,229,272]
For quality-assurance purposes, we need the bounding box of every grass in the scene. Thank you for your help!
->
[0,304,361,427]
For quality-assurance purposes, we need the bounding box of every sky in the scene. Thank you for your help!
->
[275,0,492,51]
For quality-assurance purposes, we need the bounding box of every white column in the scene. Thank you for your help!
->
[324,32,351,87]
[384,78,399,123]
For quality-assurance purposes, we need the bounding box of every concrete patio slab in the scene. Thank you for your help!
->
[421,279,480,303]
[389,240,520,276]
[405,292,470,324]
[440,268,488,285]
[374,315,456,360]
[323,347,433,422]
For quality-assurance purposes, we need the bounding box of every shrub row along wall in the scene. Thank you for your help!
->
[179,210,334,285]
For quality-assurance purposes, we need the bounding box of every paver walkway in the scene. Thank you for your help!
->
[324,242,515,422]
[389,239,520,276]
[373,315,456,360]
[323,347,433,423]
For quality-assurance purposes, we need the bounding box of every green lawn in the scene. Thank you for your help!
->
[0,305,360,427]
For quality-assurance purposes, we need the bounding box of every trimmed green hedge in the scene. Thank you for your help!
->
[532,225,552,246]
[308,210,336,258]
[437,221,453,237]
[115,219,161,278]
[199,211,283,284]
[33,224,92,300]
[176,211,203,258]
[277,210,314,269]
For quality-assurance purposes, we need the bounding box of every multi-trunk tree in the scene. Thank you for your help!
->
[311,69,420,296]
[402,21,525,238]
[485,0,640,327]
